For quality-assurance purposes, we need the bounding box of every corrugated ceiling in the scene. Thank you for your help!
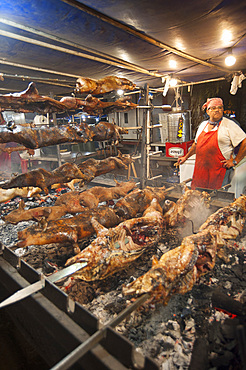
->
[0,0,246,96]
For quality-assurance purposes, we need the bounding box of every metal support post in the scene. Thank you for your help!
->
[140,84,149,189]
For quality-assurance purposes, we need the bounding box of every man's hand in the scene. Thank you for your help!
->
[221,157,235,169]
[177,156,187,165]
[27,148,35,156]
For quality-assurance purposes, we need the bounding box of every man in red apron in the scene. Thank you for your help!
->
[178,98,246,189]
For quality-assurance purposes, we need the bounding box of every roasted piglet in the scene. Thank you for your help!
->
[2,200,67,224]
[0,120,127,149]
[0,82,137,115]
[80,94,138,115]
[65,199,163,281]
[17,206,121,251]
[0,187,41,203]
[77,153,132,183]
[0,145,34,155]
[89,121,127,145]
[0,154,131,194]
[123,195,246,304]
[122,229,217,304]
[55,180,136,209]
[0,122,91,149]
[17,186,167,249]
[1,162,87,195]
[3,181,136,224]
[75,76,136,95]
[163,187,211,227]
[0,179,83,203]
[199,195,246,246]
[114,186,166,219]
[59,94,137,115]
[0,82,68,114]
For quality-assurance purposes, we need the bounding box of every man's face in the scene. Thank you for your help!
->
[207,105,224,122]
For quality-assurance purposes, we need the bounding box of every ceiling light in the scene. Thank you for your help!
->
[225,49,236,66]
[169,78,178,87]
[221,30,232,45]
[169,60,177,69]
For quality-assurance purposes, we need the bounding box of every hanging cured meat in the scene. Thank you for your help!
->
[0,82,137,114]
[17,186,167,249]
[0,120,128,149]
[65,199,164,281]
[75,76,136,95]
[0,154,132,194]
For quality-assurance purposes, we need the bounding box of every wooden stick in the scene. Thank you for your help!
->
[131,162,137,177]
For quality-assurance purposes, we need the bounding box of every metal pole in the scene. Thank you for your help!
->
[0,29,162,78]
[146,97,152,179]
[52,113,62,167]
[51,293,150,370]
[140,84,149,189]
[48,92,62,168]
[61,0,232,73]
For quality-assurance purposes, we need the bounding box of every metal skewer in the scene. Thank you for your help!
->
[0,262,88,309]
[51,292,151,370]
[163,177,193,193]
[209,183,231,197]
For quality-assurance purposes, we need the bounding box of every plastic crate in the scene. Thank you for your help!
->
[165,140,194,157]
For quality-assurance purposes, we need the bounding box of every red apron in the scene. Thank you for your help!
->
[191,123,226,189]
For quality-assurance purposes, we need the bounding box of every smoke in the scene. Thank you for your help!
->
[178,200,214,239]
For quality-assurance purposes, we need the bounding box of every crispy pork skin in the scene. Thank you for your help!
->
[75,76,136,95]
[0,121,127,149]
[4,181,136,224]
[65,199,164,281]
[199,195,246,246]
[17,186,167,249]
[1,163,87,194]
[17,206,120,249]
[122,195,246,304]
[0,82,137,115]
[55,180,136,209]
[163,187,211,227]
[122,229,217,304]
[0,187,41,203]
[0,154,132,194]
[77,153,132,183]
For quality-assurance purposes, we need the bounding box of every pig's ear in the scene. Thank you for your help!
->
[18,199,25,210]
